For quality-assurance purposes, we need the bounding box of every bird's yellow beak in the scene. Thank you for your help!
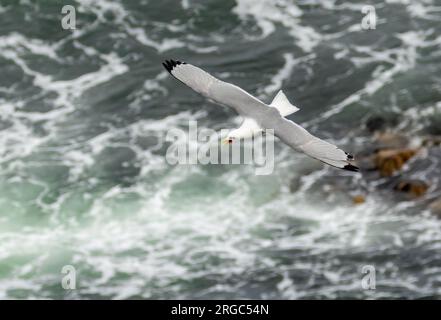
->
[222,138,232,145]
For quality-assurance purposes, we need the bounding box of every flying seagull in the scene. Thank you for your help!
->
[162,59,359,172]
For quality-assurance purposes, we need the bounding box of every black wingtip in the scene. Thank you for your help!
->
[162,59,186,74]
[343,164,360,172]
[162,62,171,73]
[345,152,354,161]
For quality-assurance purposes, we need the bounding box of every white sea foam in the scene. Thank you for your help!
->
[307,30,428,125]
[233,0,322,52]
[1,153,440,298]
[0,0,440,300]
[261,53,315,95]
[0,31,128,167]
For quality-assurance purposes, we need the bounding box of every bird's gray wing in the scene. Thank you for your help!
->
[274,117,359,172]
[162,59,270,117]
[163,60,358,172]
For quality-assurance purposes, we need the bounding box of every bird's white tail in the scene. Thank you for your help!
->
[270,90,299,117]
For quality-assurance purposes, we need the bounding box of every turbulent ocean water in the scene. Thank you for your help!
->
[0,0,441,299]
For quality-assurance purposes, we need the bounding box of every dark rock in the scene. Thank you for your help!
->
[422,136,441,147]
[374,148,418,177]
[394,179,429,198]
[425,116,441,135]
[365,116,387,133]
[352,195,366,204]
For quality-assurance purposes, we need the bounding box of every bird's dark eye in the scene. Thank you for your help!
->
[228,139,233,143]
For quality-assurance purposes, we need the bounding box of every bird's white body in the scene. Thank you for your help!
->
[163,59,358,172]
[226,89,299,141]
[228,118,262,141]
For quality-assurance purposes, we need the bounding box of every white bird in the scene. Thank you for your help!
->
[163,59,359,172]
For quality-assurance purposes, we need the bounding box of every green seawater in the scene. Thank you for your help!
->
[0,0,440,299]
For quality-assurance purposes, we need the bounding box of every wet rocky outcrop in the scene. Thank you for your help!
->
[374,148,418,177]
[394,179,429,198]
[352,195,366,204]
[357,115,440,214]
[290,114,441,217]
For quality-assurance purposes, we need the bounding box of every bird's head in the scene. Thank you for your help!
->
[222,133,236,145]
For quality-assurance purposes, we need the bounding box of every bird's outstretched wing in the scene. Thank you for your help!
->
[274,118,359,172]
[163,59,359,172]
[162,59,270,117]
